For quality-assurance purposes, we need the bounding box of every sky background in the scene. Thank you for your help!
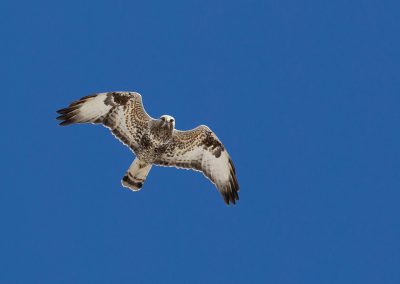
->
[1,0,399,283]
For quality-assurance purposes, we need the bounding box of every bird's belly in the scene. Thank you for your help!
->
[135,139,168,163]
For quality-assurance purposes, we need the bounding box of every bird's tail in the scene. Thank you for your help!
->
[121,158,152,191]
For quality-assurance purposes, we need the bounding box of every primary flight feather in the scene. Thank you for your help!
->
[56,91,239,205]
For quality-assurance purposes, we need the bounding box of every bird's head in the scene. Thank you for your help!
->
[159,115,175,129]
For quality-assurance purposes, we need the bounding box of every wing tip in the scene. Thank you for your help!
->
[56,94,102,126]
[56,109,79,126]
[221,158,239,205]
[221,174,239,206]
[58,119,76,126]
[222,191,239,205]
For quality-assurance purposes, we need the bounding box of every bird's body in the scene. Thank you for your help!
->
[134,118,174,163]
[57,91,239,205]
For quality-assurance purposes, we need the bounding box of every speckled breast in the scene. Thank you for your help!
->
[134,133,169,163]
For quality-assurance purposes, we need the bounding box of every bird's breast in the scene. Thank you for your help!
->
[136,133,169,163]
[139,134,153,149]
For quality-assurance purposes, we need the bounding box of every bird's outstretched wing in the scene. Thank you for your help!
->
[154,125,239,205]
[56,92,152,152]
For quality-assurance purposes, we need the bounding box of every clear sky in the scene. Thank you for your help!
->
[1,0,399,283]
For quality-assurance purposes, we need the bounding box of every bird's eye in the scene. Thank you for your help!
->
[161,117,165,121]
[171,119,174,123]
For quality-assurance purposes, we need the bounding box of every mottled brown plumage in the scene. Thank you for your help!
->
[56,91,239,205]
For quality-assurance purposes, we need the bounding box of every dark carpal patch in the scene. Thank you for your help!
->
[112,92,131,105]
[202,132,225,158]
[104,92,131,106]
[213,147,223,158]
[104,93,115,106]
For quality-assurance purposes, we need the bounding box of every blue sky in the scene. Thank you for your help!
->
[1,0,399,283]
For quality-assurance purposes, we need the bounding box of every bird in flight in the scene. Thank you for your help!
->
[56,92,239,205]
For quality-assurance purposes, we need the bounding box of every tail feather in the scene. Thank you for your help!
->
[121,158,152,191]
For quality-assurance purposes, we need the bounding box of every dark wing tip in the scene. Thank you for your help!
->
[221,174,239,206]
[223,158,239,205]
[56,108,79,126]
[221,190,238,205]
[59,120,75,126]
[56,96,91,126]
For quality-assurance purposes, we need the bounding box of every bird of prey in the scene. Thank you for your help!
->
[56,91,239,205]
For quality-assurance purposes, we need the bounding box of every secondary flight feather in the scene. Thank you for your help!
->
[56,91,239,205]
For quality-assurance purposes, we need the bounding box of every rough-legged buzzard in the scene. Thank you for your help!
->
[56,92,239,205]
